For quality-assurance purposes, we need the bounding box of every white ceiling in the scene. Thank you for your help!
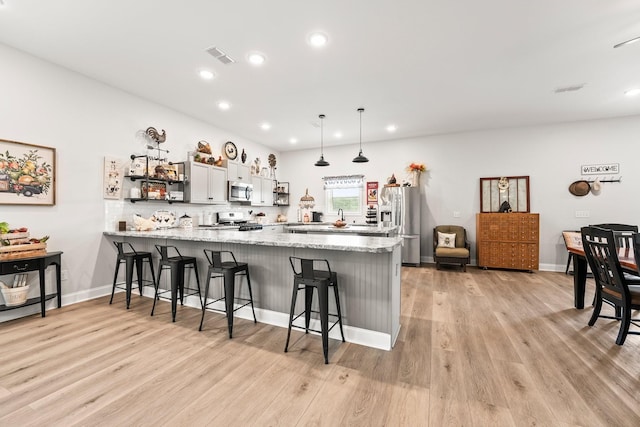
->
[1,0,640,152]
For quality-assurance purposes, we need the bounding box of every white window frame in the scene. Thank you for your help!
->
[323,175,364,216]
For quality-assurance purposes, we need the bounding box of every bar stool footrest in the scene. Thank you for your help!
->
[290,310,342,335]
[113,279,156,293]
[154,286,201,301]
[203,296,253,313]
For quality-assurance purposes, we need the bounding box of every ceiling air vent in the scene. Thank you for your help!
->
[554,84,585,94]
[206,46,235,64]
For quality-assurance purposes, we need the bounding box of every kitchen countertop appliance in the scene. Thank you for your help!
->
[218,212,262,231]
[198,211,248,228]
[311,211,323,222]
[228,181,253,202]
[380,185,421,266]
[217,211,247,225]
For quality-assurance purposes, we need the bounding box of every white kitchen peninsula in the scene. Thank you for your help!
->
[285,224,398,236]
[103,228,403,350]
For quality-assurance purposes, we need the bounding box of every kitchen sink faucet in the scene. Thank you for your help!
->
[337,208,344,221]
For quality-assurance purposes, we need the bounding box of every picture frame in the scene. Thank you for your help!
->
[103,156,124,200]
[480,175,530,213]
[0,138,56,206]
[367,181,378,203]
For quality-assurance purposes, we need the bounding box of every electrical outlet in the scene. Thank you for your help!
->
[61,270,69,281]
[453,211,461,218]
[575,210,590,218]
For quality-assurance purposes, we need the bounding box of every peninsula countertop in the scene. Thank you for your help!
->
[103,228,402,253]
[284,223,398,236]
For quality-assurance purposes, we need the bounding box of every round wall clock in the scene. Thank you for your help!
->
[224,141,238,160]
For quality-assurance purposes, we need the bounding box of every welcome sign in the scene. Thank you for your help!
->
[581,163,619,175]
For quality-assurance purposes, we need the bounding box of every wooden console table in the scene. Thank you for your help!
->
[0,251,63,317]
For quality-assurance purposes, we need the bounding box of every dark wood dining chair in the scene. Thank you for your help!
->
[591,223,640,283]
[581,226,640,345]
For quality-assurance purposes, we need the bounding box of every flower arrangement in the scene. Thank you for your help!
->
[407,163,426,173]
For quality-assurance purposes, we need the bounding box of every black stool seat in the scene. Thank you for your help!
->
[284,257,345,364]
[110,241,157,309]
[199,250,257,338]
[151,245,202,322]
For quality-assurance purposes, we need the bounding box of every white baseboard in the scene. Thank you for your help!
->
[199,296,394,351]
[0,284,115,323]
[422,255,565,273]
[11,287,393,350]
[62,284,114,306]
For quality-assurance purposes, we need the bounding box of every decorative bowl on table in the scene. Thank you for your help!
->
[333,220,347,228]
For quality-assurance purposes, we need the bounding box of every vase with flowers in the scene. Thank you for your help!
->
[407,162,426,187]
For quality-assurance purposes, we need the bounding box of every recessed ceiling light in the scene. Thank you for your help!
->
[289,138,298,144]
[217,101,231,110]
[199,69,215,80]
[386,125,397,133]
[333,131,342,139]
[308,32,328,47]
[625,88,640,97]
[247,52,266,66]
[260,122,271,130]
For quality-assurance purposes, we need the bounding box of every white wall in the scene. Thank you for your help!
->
[0,43,280,321]
[280,117,640,269]
[2,40,640,321]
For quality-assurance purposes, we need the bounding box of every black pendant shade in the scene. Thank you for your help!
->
[315,114,329,167]
[352,107,369,163]
[314,155,329,167]
[352,150,368,163]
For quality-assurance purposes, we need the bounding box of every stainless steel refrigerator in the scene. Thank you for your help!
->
[380,186,421,266]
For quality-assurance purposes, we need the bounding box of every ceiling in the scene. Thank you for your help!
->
[1,0,640,152]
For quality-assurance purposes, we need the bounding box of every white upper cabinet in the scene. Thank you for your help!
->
[227,161,251,183]
[186,161,227,204]
[251,176,274,206]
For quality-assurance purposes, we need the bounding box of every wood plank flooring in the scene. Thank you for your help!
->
[1,266,640,426]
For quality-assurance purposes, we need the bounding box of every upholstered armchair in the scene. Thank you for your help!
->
[433,225,470,271]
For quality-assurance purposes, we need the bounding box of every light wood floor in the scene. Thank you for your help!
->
[2,266,640,426]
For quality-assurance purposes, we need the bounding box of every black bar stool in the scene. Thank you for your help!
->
[110,241,157,309]
[284,257,345,364]
[151,245,202,322]
[199,250,257,337]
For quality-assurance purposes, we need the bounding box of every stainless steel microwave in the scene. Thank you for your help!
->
[228,181,253,202]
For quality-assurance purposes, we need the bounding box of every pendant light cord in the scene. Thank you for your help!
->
[321,114,324,155]
[315,114,329,166]
[359,109,363,151]
[352,107,369,163]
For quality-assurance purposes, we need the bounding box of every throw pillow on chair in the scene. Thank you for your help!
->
[437,232,456,248]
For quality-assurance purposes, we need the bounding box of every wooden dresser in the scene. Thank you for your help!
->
[476,213,539,271]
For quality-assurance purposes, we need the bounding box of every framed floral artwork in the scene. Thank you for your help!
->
[0,138,56,206]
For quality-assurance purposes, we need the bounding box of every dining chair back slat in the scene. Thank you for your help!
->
[581,226,640,345]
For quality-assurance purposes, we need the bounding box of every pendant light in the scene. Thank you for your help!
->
[352,107,369,163]
[314,114,329,167]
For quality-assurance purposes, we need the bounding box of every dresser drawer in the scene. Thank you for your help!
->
[0,258,40,275]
